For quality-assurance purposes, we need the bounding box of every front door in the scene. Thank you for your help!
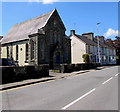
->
[55,52,60,64]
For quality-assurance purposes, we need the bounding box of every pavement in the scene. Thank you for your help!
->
[0,65,111,91]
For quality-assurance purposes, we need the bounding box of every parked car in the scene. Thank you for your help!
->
[0,58,18,66]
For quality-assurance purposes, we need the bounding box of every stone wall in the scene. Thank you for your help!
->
[1,64,49,84]
[59,63,100,73]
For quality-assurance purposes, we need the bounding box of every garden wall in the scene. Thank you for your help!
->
[1,64,49,84]
[59,63,100,73]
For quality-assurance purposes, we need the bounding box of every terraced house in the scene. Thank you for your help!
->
[1,9,71,68]
[70,30,116,65]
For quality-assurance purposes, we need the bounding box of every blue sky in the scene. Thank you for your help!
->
[2,2,118,39]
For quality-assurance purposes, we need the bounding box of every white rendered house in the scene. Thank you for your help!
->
[70,30,116,65]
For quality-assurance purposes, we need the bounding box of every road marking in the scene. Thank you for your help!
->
[0,80,55,93]
[115,73,119,77]
[62,88,96,110]
[102,77,113,85]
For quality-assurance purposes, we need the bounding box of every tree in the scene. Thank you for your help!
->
[82,53,90,63]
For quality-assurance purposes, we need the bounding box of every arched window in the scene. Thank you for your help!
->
[26,43,29,60]
[16,45,18,60]
[54,32,57,43]
[7,46,10,58]
[58,32,60,43]
[50,30,53,44]
[31,40,35,60]
[41,41,45,60]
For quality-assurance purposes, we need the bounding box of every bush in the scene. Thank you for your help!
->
[82,54,90,63]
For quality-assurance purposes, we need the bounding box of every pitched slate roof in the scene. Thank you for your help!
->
[75,34,98,46]
[94,37,114,49]
[74,34,115,49]
[1,9,56,44]
[105,42,116,49]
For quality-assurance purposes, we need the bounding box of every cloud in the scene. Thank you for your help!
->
[104,28,119,37]
[28,0,60,4]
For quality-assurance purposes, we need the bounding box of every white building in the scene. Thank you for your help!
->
[70,30,116,65]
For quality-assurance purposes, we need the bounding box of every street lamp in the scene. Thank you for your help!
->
[96,22,101,64]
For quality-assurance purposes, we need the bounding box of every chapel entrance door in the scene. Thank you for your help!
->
[55,52,60,64]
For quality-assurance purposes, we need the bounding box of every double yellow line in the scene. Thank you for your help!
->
[0,79,55,93]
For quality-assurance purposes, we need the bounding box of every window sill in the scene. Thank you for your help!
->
[30,60,35,62]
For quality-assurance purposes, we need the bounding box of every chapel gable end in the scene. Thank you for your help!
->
[45,9,66,32]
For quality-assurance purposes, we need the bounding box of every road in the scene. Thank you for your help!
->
[1,66,119,110]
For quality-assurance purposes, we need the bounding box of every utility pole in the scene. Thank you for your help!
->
[96,22,101,64]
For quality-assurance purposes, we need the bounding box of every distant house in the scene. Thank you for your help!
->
[70,30,116,65]
[1,9,71,67]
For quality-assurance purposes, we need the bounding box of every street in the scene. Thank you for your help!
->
[1,66,119,110]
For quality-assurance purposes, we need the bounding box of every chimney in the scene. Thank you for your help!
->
[82,32,94,41]
[70,30,75,36]
[99,36,105,43]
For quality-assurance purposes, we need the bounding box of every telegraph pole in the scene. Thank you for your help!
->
[96,22,101,64]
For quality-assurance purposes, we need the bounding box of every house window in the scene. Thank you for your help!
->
[109,56,111,62]
[102,56,104,62]
[94,55,96,62]
[26,43,29,60]
[31,40,35,60]
[102,48,104,54]
[88,45,90,53]
[16,45,18,60]
[7,46,10,58]
[106,56,108,62]
[91,55,93,62]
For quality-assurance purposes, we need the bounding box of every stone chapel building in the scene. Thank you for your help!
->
[1,9,71,68]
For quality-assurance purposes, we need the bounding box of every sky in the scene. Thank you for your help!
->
[1,2,119,40]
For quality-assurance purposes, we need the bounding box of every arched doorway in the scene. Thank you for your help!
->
[55,52,61,64]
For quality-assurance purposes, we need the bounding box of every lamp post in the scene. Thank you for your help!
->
[96,22,101,64]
